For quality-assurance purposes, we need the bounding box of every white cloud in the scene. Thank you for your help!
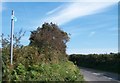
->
[46,5,63,15]
[43,2,117,26]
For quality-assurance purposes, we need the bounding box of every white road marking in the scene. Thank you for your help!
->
[103,76,113,80]
[92,73,101,76]
[108,77,113,80]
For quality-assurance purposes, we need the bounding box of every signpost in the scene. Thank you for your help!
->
[10,10,14,65]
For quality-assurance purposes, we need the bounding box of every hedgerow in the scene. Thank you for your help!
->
[2,23,84,82]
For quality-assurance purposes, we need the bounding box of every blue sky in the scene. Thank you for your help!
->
[1,1,118,54]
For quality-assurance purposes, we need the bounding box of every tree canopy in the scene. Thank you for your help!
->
[29,22,70,54]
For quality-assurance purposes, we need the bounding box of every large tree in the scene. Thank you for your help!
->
[29,22,70,54]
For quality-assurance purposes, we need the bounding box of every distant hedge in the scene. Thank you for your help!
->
[69,53,120,74]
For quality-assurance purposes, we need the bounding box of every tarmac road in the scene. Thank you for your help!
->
[80,67,120,82]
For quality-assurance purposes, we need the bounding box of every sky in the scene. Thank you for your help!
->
[1,1,119,54]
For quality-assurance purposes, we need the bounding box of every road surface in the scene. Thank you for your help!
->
[80,67,120,82]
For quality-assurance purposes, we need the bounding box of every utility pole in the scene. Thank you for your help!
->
[10,10,14,65]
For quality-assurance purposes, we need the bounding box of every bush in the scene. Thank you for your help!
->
[3,58,84,81]
[2,23,84,81]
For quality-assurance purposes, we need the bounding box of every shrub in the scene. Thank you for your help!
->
[2,58,84,81]
[2,23,84,81]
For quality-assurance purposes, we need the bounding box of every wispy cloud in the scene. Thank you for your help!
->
[43,2,117,26]
[46,5,63,15]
